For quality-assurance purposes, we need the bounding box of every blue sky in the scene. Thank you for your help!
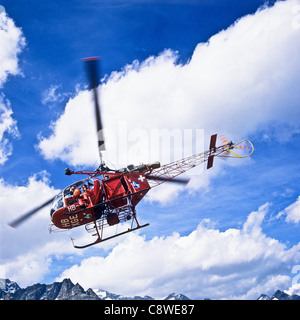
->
[1,0,300,299]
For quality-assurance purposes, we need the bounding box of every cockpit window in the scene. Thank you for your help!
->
[63,179,91,197]
[51,194,63,214]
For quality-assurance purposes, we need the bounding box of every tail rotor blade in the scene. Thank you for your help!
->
[219,135,229,145]
[235,143,251,150]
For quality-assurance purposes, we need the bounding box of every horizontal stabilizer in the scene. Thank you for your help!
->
[209,134,217,152]
[207,155,214,169]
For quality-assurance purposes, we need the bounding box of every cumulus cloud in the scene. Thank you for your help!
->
[277,195,300,224]
[37,0,300,203]
[0,11,25,164]
[2,0,300,297]
[0,171,57,225]
[39,90,100,166]
[285,282,300,296]
[41,84,71,107]
[0,96,19,164]
[0,172,77,286]
[1,175,299,296]
[56,203,300,299]
[0,11,25,87]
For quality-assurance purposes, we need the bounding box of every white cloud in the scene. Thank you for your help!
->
[1,175,299,297]
[0,12,25,164]
[41,84,70,106]
[56,203,300,299]
[0,172,78,286]
[2,0,300,298]
[0,12,25,87]
[38,89,100,166]
[277,195,300,224]
[0,171,57,224]
[0,96,19,164]
[285,282,300,296]
[37,0,300,203]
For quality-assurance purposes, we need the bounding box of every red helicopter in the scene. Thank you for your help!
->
[9,57,254,248]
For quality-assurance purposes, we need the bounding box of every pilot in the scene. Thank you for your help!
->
[65,185,81,206]
[71,185,81,198]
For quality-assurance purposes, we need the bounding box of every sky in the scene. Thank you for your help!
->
[1,0,300,300]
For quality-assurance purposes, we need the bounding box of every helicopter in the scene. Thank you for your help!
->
[9,57,254,249]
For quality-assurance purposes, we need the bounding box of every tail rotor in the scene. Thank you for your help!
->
[218,134,254,158]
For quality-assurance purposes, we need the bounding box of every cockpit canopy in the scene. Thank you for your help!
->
[50,178,93,216]
[50,194,63,215]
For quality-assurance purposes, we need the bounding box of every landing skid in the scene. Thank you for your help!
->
[71,223,149,249]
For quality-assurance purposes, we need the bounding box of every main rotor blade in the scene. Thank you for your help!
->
[83,57,105,160]
[8,196,56,228]
[146,175,190,185]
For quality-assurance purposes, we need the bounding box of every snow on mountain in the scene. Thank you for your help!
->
[0,278,187,300]
[3,278,299,300]
[164,293,190,300]
[257,290,300,301]
[0,279,20,294]
[92,288,125,300]
[0,278,99,300]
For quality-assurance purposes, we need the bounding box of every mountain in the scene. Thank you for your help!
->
[93,288,155,300]
[0,279,20,298]
[3,278,299,300]
[164,293,191,300]
[0,278,190,300]
[0,278,99,300]
[257,290,300,300]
